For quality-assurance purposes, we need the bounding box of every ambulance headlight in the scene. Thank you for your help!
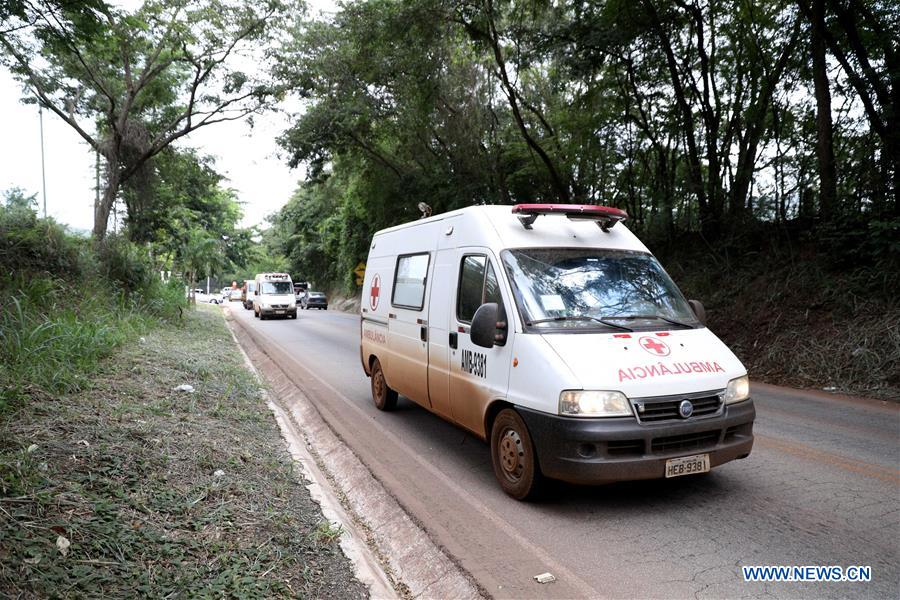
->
[559,391,632,417]
[260,302,269,309]
[724,375,750,404]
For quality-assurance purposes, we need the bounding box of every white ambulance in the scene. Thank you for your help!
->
[359,204,754,500]
[252,272,297,320]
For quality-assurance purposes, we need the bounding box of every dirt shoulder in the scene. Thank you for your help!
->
[0,306,367,598]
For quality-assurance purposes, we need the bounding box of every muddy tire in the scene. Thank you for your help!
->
[490,409,544,501]
[370,358,398,411]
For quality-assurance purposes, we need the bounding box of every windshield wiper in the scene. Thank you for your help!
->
[604,314,694,329]
[526,316,633,332]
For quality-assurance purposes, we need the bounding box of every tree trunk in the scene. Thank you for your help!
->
[93,154,119,240]
[484,0,569,202]
[811,0,837,220]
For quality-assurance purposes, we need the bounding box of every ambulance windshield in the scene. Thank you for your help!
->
[501,249,698,330]
[261,281,293,295]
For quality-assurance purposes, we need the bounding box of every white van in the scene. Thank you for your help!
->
[359,204,754,500]
[253,273,297,320]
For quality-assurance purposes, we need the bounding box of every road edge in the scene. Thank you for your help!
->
[222,307,398,599]
[222,307,484,600]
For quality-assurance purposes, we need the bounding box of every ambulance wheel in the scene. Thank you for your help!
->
[254,309,259,318]
[491,409,544,501]
[370,359,397,411]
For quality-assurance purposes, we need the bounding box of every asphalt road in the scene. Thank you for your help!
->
[229,304,899,599]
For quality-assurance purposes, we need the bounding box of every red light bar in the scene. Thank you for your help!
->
[511,203,628,231]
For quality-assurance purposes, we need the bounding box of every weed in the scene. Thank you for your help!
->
[0,309,366,598]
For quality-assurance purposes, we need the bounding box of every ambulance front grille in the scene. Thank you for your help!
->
[632,391,723,423]
[651,430,720,453]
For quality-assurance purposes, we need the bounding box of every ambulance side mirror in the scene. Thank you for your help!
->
[471,303,500,348]
[688,299,707,326]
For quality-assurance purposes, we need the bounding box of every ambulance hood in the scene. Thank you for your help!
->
[540,327,746,398]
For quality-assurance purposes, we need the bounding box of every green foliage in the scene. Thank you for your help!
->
[1,0,299,238]
[95,235,157,292]
[0,309,366,597]
[0,205,186,413]
[271,0,897,294]
[2,187,38,212]
[0,195,83,279]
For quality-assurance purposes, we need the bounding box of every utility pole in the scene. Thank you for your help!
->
[38,102,47,218]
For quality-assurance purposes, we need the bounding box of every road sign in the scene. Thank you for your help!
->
[354,262,366,286]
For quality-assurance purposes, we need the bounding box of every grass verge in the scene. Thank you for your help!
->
[0,306,367,598]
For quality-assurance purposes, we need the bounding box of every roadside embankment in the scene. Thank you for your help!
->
[0,306,367,598]
[658,228,900,401]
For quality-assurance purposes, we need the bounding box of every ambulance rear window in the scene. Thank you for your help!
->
[392,253,430,310]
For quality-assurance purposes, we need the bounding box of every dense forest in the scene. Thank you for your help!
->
[2,0,898,397]
[266,0,898,290]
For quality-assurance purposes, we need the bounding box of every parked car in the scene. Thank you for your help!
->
[207,292,225,304]
[301,290,328,310]
[229,288,243,302]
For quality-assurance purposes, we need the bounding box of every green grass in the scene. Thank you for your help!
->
[0,307,366,598]
[0,275,185,413]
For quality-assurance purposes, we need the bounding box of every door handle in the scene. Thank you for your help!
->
[420,326,427,342]
[449,332,457,349]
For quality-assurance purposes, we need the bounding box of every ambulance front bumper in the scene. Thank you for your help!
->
[260,307,296,318]
[518,399,755,485]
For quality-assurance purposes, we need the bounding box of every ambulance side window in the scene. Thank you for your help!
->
[457,255,486,322]
[456,255,504,324]
[484,263,502,306]
[392,252,430,310]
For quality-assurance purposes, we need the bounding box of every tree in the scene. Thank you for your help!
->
[2,187,38,212]
[809,0,838,219]
[0,0,297,239]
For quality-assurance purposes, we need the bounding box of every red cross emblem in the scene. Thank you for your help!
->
[639,336,670,356]
[370,274,381,311]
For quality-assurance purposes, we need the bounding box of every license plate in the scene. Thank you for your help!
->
[665,453,710,478]
[275,310,285,314]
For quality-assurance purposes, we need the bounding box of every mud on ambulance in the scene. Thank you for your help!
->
[359,204,754,500]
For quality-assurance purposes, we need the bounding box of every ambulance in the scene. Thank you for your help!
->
[252,272,297,320]
[359,204,754,500]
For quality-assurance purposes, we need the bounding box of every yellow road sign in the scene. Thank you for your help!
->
[353,262,366,279]
[355,277,364,286]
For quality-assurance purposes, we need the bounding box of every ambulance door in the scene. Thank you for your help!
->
[387,252,432,408]
[449,250,513,437]
[424,222,460,420]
